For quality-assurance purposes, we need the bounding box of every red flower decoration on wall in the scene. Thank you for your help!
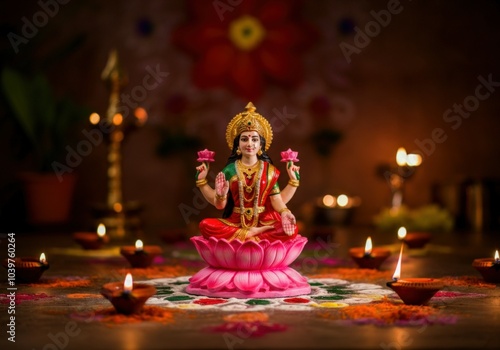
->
[172,0,318,100]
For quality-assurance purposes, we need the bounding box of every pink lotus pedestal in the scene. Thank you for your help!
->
[186,236,311,298]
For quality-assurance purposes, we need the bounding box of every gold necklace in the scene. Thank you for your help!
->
[237,161,263,229]
[236,160,259,193]
[237,160,259,179]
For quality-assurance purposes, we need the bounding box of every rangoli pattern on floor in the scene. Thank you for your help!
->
[142,276,486,311]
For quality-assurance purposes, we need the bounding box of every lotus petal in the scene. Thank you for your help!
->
[234,271,264,292]
[262,269,290,289]
[281,237,307,266]
[214,239,236,268]
[283,267,309,285]
[236,240,264,269]
[230,238,243,250]
[261,240,287,269]
[192,238,219,267]
[258,239,271,251]
[206,269,236,291]
[189,266,216,286]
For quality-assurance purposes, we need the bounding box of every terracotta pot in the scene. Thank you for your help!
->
[19,172,77,225]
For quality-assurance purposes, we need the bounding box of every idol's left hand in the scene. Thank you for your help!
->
[286,161,300,180]
[281,211,296,236]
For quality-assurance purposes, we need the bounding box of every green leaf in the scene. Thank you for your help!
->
[31,73,56,130]
[1,67,38,147]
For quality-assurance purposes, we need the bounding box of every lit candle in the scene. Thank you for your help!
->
[120,240,163,268]
[364,236,373,257]
[397,227,407,240]
[395,147,422,167]
[349,236,391,269]
[112,113,123,126]
[100,273,157,315]
[392,243,404,281]
[396,147,407,166]
[123,273,133,295]
[97,223,106,239]
[135,240,144,252]
[406,153,422,166]
[386,243,443,305]
[2,253,50,283]
[472,249,500,283]
[337,194,349,208]
[89,112,100,125]
[73,223,110,250]
[322,194,336,208]
[134,107,148,126]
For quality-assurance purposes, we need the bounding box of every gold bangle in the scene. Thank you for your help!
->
[288,179,300,187]
[215,193,227,201]
[278,207,291,214]
[196,179,208,187]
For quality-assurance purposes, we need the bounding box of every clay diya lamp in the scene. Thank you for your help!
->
[472,250,500,283]
[386,244,443,305]
[100,273,157,315]
[120,240,163,268]
[2,253,50,283]
[349,236,391,269]
[73,223,109,250]
[397,226,431,249]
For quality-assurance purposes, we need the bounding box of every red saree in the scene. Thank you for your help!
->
[199,160,298,242]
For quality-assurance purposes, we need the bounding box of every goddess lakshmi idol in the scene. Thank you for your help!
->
[186,102,311,298]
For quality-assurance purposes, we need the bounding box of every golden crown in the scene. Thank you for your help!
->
[225,102,273,150]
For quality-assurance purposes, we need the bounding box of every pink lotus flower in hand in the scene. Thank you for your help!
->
[197,149,215,162]
[280,148,299,162]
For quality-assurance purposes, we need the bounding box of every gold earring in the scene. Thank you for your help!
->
[236,148,241,155]
[257,149,263,156]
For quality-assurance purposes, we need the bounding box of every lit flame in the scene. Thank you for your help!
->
[337,194,348,207]
[396,147,407,166]
[124,273,133,293]
[364,237,373,255]
[406,153,422,166]
[134,107,148,125]
[39,253,46,264]
[322,194,335,207]
[495,250,499,262]
[135,240,144,251]
[392,244,404,280]
[89,112,100,125]
[113,202,123,213]
[112,113,123,126]
[397,226,407,240]
[97,223,106,237]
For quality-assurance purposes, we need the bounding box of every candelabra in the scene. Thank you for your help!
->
[88,50,147,240]
[378,147,422,211]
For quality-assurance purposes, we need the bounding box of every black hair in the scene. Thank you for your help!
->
[222,134,273,218]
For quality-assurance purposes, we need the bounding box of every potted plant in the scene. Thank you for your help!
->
[1,66,90,226]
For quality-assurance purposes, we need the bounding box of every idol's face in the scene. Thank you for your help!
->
[239,131,261,157]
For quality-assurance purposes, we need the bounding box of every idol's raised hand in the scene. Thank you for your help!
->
[215,172,229,197]
[195,162,209,181]
[281,148,300,180]
[286,162,300,181]
[195,149,215,180]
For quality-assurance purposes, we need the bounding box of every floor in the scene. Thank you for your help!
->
[1,227,499,350]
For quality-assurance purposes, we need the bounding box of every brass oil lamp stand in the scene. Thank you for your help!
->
[88,50,147,240]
